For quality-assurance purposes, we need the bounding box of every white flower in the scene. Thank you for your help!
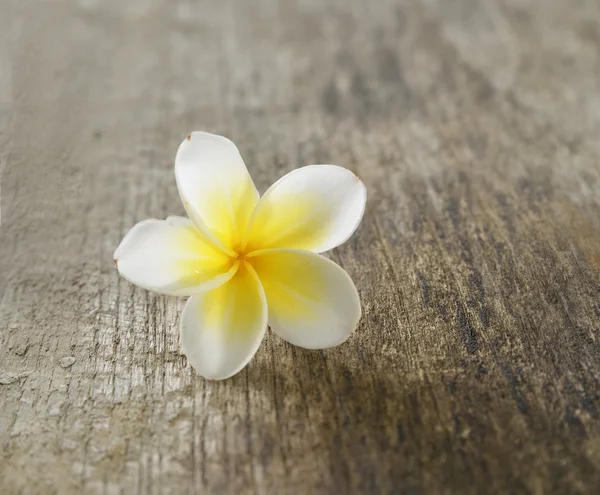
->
[114,132,366,380]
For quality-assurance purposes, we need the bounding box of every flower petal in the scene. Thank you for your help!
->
[244,165,366,253]
[180,262,268,379]
[249,249,361,349]
[114,217,236,296]
[175,132,259,252]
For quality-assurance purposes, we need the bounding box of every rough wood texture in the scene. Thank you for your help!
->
[2,0,600,493]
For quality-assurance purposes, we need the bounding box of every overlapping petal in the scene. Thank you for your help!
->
[180,262,268,379]
[175,132,259,253]
[113,217,237,296]
[244,165,366,253]
[249,249,361,349]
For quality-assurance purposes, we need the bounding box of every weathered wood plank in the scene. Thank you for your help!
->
[1,0,600,493]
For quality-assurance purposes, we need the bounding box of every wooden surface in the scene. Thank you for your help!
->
[2,0,600,493]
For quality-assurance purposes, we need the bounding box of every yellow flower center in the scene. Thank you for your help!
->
[229,237,252,262]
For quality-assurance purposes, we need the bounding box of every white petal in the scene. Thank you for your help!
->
[244,165,366,253]
[249,249,361,349]
[114,217,236,296]
[180,262,268,379]
[175,132,259,252]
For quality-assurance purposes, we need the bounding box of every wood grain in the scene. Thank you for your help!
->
[1,0,600,493]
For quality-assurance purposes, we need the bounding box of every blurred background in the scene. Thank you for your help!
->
[1,1,600,494]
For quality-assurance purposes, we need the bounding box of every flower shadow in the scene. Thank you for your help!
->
[220,339,421,491]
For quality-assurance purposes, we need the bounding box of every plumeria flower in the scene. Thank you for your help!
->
[114,132,366,380]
